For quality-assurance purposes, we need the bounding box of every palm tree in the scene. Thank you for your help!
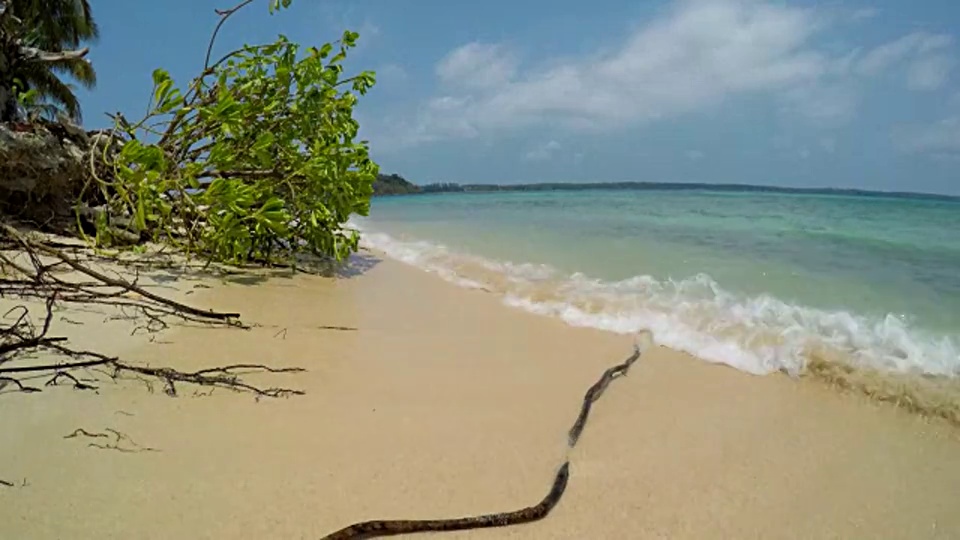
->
[0,0,98,122]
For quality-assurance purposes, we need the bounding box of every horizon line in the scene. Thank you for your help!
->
[402,180,960,202]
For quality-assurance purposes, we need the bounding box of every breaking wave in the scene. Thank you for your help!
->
[354,221,960,425]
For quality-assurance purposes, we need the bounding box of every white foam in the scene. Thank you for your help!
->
[354,221,960,378]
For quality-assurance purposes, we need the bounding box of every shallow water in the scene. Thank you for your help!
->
[355,189,960,379]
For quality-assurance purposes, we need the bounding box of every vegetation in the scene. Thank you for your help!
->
[41,0,373,268]
[0,0,98,122]
[0,1,326,421]
[414,181,960,201]
[0,0,383,408]
[420,182,463,193]
[373,173,421,195]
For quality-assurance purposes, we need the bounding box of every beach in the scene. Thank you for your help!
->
[2,250,959,539]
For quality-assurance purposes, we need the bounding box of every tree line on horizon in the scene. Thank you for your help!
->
[372,174,959,201]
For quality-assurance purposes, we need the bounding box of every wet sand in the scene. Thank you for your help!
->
[1,252,959,539]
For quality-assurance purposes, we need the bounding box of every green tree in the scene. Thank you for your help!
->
[86,0,379,266]
[0,0,98,122]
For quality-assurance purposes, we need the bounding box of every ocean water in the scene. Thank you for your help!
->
[353,189,960,379]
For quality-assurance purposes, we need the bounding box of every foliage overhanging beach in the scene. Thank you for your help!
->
[2,0,378,414]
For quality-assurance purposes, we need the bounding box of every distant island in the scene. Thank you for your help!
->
[371,174,959,202]
[372,174,422,195]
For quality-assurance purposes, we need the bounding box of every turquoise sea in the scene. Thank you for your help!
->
[354,189,960,378]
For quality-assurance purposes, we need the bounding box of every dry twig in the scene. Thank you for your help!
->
[0,224,304,400]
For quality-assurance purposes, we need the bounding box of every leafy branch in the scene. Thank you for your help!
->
[78,0,378,268]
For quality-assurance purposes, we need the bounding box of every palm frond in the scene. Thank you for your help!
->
[3,0,99,121]
[9,0,99,49]
[20,65,83,121]
[46,56,97,88]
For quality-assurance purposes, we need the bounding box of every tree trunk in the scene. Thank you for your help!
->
[0,34,22,122]
[0,83,21,122]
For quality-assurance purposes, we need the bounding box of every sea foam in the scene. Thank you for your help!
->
[356,225,960,380]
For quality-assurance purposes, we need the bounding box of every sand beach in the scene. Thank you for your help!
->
[1,250,959,539]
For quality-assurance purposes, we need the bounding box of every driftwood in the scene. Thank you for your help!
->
[0,222,240,327]
[0,222,303,399]
[319,333,655,539]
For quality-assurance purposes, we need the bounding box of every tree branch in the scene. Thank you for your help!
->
[19,46,90,63]
[204,0,256,70]
[1,223,241,322]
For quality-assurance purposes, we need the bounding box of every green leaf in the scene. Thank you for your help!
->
[152,68,171,87]
[318,43,333,59]
[98,22,378,266]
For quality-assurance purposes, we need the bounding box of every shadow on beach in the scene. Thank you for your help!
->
[104,247,383,289]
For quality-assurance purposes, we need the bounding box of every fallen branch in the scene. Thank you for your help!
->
[0,282,303,399]
[319,334,657,539]
[0,376,40,393]
[46,371,98,391]
[0,341,304,399]
[1,222,240,322]
[65,427,159,453]
[64,428,109,440]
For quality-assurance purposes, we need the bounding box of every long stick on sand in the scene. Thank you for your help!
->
[318,330,656,539]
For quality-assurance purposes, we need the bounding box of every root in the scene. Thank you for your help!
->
[1,222,241,327]
[0,222,304,399]
[65,427,159,453]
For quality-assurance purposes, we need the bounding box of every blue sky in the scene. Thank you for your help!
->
[78,0,960,194]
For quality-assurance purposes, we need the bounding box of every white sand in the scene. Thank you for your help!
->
[1,252,959,539]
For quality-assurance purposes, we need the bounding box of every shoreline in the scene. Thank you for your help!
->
[2,250,959,538]
[360,228,960,428]
[374,180,960,203]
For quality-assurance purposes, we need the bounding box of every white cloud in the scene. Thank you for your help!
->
[854,31,954,90]
[524,140,562,161]
[376,63,408,85]
[378,0,958,150]
[781,83,858,124]
[893,117,960,154]
[685,149,705,160]
[390,0,830,145]
[855,32,949,75]
[906,55,955,90]
[358,20,381,39]
[436,42,517,89]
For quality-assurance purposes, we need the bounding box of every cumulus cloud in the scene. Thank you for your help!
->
[436,42,517,89]
[524,140,562,161]
[851,31,955,91]
[906,55,955,90]
[379,0,957,150]
[389,0,831,144]
[781,83,858,124]
[855,32,952,75]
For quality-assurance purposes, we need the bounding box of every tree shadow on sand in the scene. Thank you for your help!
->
[100,248,382,288]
